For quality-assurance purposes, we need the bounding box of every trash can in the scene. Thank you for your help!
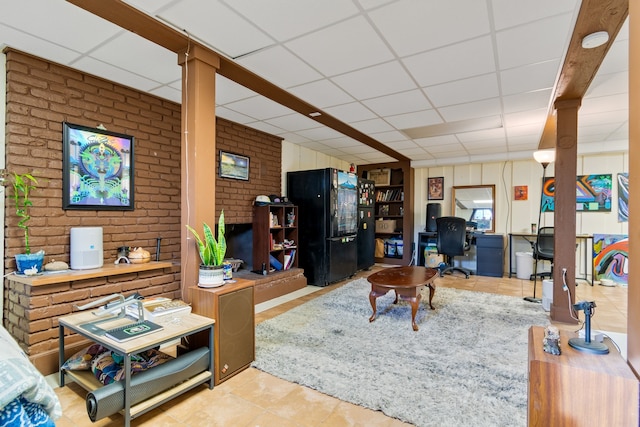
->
[542,279,553,311]
[515,252,533,280]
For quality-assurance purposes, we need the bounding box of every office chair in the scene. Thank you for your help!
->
[436,216,471,279]
[526,227,554,303]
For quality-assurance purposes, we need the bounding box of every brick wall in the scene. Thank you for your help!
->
[215,119,282,224]
[3,49,283,365]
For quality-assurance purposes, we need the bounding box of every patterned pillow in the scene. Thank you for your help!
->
[91,348,173,385]
[61,343,110,371]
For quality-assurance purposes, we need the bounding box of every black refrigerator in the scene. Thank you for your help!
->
[287,168,358,286]
[357,178,375,271]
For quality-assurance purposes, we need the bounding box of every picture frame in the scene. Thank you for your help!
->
[219,150,250,180]
[62,122,134,210]
[514,185,528,201]
[428,177,444,200]
[367,168,391,186]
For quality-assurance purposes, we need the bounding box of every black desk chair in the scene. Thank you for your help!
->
[528,227,554,301]
[436,216,471,279]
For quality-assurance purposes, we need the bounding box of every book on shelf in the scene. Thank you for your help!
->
[284,249,296,270]
[126,298,191,321]
[105,320,163,342]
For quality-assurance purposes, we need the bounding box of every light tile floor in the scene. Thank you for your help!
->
[53,267,628,426]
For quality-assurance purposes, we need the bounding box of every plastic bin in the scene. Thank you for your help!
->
[515,252,533,280]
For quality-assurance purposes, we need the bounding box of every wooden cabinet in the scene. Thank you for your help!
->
[359,162,414,266]
[253,204,298,273]
[190,279,255,385]
[528,326,638,426]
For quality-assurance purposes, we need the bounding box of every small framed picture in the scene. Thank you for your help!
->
[62,122,134,210]
[514,185,528,200]
[219,150,250,180]
[428,177,444,200]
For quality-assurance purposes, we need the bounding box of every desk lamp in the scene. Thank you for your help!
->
[524,149,555,303]
[568,301,609,354]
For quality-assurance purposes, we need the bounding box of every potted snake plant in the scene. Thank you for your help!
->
[185,210,227,287]
[11,172,45,274]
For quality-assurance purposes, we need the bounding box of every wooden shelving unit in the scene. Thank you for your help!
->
[359,162,414,266]
[252,205,299,273]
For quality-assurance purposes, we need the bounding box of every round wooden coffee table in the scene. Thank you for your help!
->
[367,266,438,331]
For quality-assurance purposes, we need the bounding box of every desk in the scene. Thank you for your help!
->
[507,233,593,285]
[59,311,214,426]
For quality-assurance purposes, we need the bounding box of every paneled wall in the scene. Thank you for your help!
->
[413,153,629,273]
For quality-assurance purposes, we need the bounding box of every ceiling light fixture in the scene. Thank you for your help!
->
[309,112,321,118]
[402,116,503,139]
[581,31,609,49]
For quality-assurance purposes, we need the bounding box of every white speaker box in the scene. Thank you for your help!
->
[70,227,104,270]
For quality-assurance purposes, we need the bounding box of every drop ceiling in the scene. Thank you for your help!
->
[0,0,629,166]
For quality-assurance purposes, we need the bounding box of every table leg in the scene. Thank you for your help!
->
[409,293,422,331]
[369,289,379,323]
[426,284,435,310]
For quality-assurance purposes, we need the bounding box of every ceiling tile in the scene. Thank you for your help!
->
[225,96,295,120]
[226,0,359,42]
[456,128,506,142]
[216,106,258,124]
[496,14,573,70]
[296,127,345,141]
[89,32,181,83]
[491,0,579,31]
[370,130,411,143]
[369,0,490,56]
[332,61,416,100]
[158,0,274,58]
[285,16,394,76]
[580,93,628,115]
[265,113,322,132]
[425,74,499,107]
[503,108,547,127]
[4,0,122,52]
[362,90,432,117]
[502,89,552,114]
[350,118,395,134]
[584,72,628,98]
[215,76,259,105]
[384,110,443,130]
[324,102,377,123]
[288,79,354,109]
[437,98,502,122]
[403,37,496,87]
[500,60,559,95]
[237,45,322,88]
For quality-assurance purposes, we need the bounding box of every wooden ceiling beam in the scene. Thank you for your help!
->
[66,0,409,162]
[539,0,628,149]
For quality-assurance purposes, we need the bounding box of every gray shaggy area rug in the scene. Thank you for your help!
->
[252,278,550,427]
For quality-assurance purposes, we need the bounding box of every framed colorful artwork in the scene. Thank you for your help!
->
[514,185,528,200]
[62,122,134,210]
[428,177,444,200]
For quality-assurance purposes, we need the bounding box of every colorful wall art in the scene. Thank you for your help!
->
[618,173,629,222]
[593,233,628,285]
[541,174,612,213]
[62,122,134,210]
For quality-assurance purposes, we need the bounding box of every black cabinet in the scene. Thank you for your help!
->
[475,234,504,277]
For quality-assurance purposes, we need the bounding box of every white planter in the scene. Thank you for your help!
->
[198,265,225,288]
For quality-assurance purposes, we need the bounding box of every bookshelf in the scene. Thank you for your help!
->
[359,162,414,266]
[253,204,298,273]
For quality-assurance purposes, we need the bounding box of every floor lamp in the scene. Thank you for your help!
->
[524,149,556,303]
